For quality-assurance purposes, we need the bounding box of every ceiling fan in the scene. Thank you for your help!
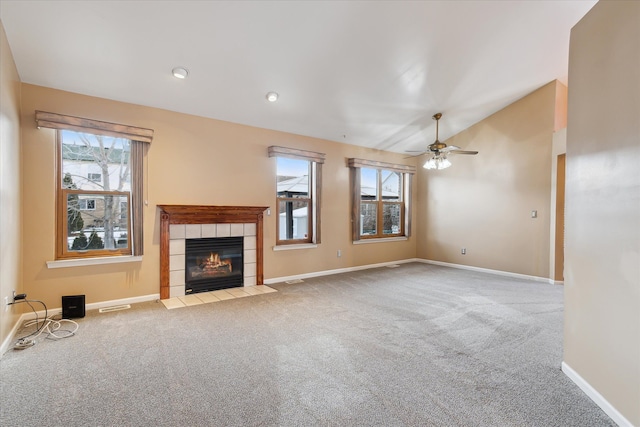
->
[407,112,478,169]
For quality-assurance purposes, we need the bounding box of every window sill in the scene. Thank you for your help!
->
[353,236,408,244]
[273,243,318,251]
[47,255,143,269]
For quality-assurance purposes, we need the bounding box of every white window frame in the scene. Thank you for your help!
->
[79,198,96,211]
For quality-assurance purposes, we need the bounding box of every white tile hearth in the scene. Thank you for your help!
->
[161,285,277,309]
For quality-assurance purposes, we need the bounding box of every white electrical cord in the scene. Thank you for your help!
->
[22,317,78,339]
[12,299,79,350]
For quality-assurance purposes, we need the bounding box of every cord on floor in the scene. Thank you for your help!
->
[10,299,79,350]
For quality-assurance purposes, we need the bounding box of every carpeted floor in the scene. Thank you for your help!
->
[0,263,614,426]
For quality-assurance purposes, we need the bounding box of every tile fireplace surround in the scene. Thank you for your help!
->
[158,205,268,300]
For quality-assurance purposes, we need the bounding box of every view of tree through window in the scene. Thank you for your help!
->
[59,130,132,255]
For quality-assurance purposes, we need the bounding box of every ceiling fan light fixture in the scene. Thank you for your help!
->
[423,155,451,170]
[407,112,478,169]
[423,158,436,169]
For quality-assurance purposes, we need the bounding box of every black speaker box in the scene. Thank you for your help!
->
[62,295,85,319]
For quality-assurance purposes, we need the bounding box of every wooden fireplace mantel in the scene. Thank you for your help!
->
[158,205,268,299]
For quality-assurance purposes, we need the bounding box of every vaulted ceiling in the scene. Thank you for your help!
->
[0,1,596,153]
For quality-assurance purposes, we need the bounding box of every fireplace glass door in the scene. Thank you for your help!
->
[185,236,243,293]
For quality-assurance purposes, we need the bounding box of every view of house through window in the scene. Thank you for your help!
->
[349,158,414,241]
[360,168,403,237]
[269,145,325,246]
[276,157,312,242]
[59,129,132,256]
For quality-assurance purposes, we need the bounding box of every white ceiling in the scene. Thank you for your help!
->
[0,1,596,153]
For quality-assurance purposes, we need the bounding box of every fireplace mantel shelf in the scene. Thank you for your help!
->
[158,205,268,299]
[158,205,269,225]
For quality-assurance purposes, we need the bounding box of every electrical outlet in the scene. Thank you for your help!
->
[267,208,271,216]
[461,248,466,255]
[337,249,342,257]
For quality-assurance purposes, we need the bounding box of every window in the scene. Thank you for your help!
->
[120,201,128,222]
[35,111,153,260]
[348,158,415,241]
[360,168,403,236]
[79,198,96,211]
[269,146,325,245]
[277,157,311,242]
[59,130,132,256]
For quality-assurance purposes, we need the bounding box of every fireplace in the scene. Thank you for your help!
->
[185,236,243,294]
[158,205,268,299]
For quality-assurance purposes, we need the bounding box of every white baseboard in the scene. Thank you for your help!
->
[1,293,159,357]
[562,361,632,427]
[1,314,27,356]
[418,259,557,284]
[84,293,160,312]
[264,258,420,284]
[265,258,559,286]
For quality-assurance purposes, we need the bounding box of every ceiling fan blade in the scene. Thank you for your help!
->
[439,145,461,152]
[403,151,427,159]
[450,150,479,155]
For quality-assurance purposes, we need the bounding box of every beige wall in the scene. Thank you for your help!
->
[550,81,568,282]
[19,84,417,309]
[554,80,568,132]
[416,82,558,279]
[550,132,567,282]
[0,21,23,347]
[565,1,640,425]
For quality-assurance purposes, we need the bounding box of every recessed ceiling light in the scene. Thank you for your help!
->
[172,67,189,79]
[266,91,279,102]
